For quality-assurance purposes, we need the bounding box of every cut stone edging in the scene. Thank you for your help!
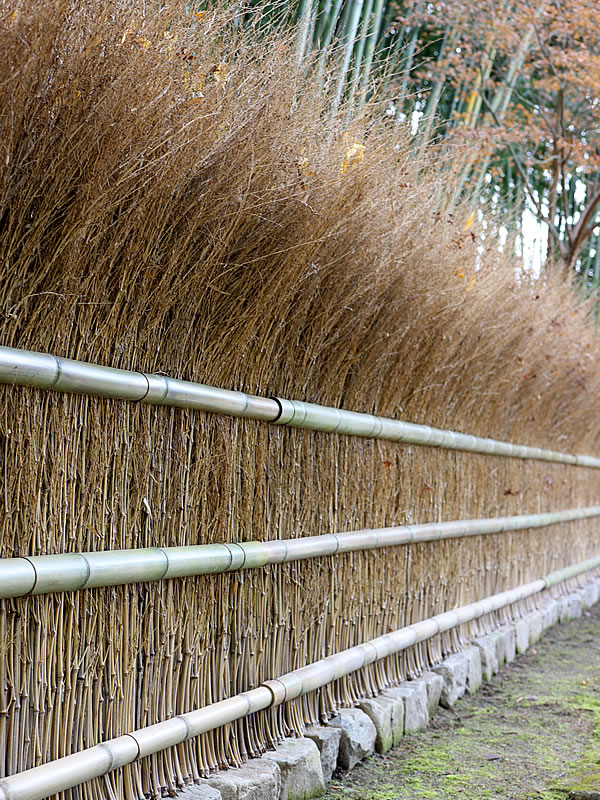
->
[179,577,600,800]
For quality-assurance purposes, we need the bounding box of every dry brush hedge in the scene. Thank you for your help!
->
[1,2,600,798]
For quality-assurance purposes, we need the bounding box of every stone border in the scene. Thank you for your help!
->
[177,579,600,800]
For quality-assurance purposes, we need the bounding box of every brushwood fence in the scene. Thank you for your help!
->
[0,345,599,800]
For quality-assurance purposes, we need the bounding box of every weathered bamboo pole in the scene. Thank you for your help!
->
[1,345,599,466]
[1,555,597,800]
[1,505,598,598]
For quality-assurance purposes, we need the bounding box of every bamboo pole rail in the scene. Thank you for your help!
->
[1,505,599,599]
[0,554,597,800]
[1,345,599,466]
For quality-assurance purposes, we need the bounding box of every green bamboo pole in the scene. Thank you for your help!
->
[367,0,394,72]
[315,0,345,84]
[346,0,375,112]
[466,24,537,203]
[1,505,598,599]
[332,0,365,113]
[413,28,455,152]
[313,0,333,46]
[357,0,386,106]
[1,345,599,466]
[393,23,419,118]
[593,233,600,286]
[295,0,315,65]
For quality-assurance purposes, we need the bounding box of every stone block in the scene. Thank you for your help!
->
[304,726,341,785]
[472,636,498,681]
[541,601,557,632]
[567,593,583,619]
[548,599,560,626]
[359,694,403,754]
[558,595,572,624]
[178,785,223,799]
[384,681,428,734]
[415,671,443,718]
[489,629,507,666]
[526,612,543,645]
[432,653,469,708]
[262,738,325,800]
[463,646,482,694]
[326,708,376,771]
[514,619,529,655]
[585,582,600,607]
[581,584,597,609]
[501,627,516,663]
[205,759,280,800]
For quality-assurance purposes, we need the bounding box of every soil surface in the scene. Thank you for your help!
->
[324,601,600,800]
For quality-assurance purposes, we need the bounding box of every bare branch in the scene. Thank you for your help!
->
[478,90,567,257]
[571,188,600,259]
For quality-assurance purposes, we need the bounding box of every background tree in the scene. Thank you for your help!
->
[282,0,600,276]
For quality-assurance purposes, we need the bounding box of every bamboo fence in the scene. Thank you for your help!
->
[3,4,600,797]
[2,555,598,800]
[0,350,599,799]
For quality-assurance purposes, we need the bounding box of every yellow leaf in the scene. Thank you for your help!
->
[298,157,312,177]
[213,63,228,83]
[464,211,476,230]
[340,135,365,175]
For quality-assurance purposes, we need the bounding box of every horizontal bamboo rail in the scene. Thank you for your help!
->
[0,554,597,800]
[1,345,599,465]
[1,505,599,598]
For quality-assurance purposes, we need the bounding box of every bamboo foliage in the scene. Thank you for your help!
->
[1,3,600,799]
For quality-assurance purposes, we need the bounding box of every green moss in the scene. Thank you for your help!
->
[400,748,453,774]
[548,694,600,796]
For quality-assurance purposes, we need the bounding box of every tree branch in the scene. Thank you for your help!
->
[478,90,567,257]
[571,188,600,260]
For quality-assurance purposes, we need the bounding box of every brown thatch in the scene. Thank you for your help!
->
[1,2,599,797]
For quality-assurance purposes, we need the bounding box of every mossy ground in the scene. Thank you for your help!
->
[325,601,600,799]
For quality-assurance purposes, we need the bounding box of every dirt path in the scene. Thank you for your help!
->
[324,602,600,800]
